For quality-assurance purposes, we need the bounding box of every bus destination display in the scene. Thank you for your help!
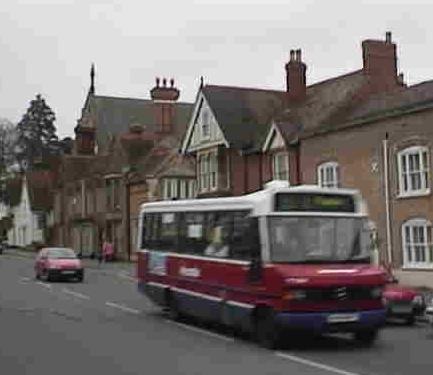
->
[275,193,355,212]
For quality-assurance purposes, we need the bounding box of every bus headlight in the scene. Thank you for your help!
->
[371,286,383,299]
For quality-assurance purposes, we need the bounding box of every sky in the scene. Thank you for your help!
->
[1,0,433,138]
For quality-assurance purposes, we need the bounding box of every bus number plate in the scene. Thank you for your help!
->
[327,313,359,323]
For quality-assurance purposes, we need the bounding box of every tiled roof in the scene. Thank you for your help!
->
[90,95,193,146]
[201,70,367,151]
[202,85,286,151]
[346,80,433,122]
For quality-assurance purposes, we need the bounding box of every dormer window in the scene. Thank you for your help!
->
[201,110,210,138]
[272,153,289,181]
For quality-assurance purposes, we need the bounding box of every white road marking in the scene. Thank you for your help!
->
[166,320,234,343]
[105,301,141,315]
[62,288,90,300]
[19,277,31,282]
[36,281,52,290]
[117,272,135,281]
[275,352,362,375]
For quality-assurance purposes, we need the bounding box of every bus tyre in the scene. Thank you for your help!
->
[255,309,281,350]
[168,295,181,321]
[354,329,378,346]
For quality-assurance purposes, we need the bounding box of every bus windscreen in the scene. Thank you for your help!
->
[274,193,355,213]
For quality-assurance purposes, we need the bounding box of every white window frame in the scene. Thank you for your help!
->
[317,161,339,188]
[163,179,178,200]
[201,109,211,139]
[272,152,289,181]
[170,179,178,199]
[189,180,196,198]
[209,151,218,190]
[163,179,170,200]
[180,180,187,199]
[402,218,433,269]
[199,154,209,191]
[397,146,430,197]
[198,151,218,192]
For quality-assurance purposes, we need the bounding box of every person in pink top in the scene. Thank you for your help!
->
[102,241,114,262]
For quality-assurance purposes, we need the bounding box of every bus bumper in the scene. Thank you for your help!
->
[274,309,386,333]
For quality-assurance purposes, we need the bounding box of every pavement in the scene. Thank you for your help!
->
[2,250,433,375]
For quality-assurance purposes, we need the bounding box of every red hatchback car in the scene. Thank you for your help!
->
[383,277,425,325]
[35,247,84,282]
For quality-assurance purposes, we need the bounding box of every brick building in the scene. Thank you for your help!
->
[53,69,193,260]
[181,32,433,286]
[262,32,433,286]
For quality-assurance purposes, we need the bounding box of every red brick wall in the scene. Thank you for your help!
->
[300,109,433,269]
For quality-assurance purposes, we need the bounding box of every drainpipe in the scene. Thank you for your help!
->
[126,178,131,262]
[383,133,393,266]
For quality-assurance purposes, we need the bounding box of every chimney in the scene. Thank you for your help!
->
[285,49,307,102]
[362,32,398,87]
[150,77,180,133]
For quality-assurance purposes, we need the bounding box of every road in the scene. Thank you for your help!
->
[1,251,432,375]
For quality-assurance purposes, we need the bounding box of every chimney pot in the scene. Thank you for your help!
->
[163,78,167,87]
[290,50,295,61]
[386,31,392,43]
[170,78,174,87]
[156,77,160,87]
[295,49,302,62]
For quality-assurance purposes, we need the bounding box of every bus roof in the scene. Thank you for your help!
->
[139,182,366,215]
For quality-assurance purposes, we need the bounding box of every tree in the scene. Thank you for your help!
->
[0,118,17,175]
[16,94,58,170]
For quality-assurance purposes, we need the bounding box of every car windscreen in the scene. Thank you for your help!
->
[47,248,77,259]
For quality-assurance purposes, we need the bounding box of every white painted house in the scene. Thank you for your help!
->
[7,174,53,247]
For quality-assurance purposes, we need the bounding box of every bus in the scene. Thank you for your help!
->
[136,181,386,349]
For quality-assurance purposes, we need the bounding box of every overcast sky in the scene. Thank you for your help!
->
[1,0,433,137]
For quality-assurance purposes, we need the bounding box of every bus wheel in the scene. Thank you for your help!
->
[168,295,181,321]
[354,329,378,346]
[255,309,281,350]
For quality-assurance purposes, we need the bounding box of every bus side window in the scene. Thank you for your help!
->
[204,212,231,259]
[140,214,147,249]
[146,213,161,250]
[159,212,179,251]
[231,213,260,260]
[182,212,207,255]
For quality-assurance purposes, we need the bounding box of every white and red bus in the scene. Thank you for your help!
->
[136,181,386,348]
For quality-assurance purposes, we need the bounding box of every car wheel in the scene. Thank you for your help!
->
[77,274,84,283]
[406,315,415,325]
[255,308,282,350]
[45,269,52,282]
[354,329,379,346]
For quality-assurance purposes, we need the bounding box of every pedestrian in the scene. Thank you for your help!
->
[104,241,114,262]
[98,240,106,266]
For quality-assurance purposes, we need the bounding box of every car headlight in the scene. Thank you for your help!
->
[371,286,383,299]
